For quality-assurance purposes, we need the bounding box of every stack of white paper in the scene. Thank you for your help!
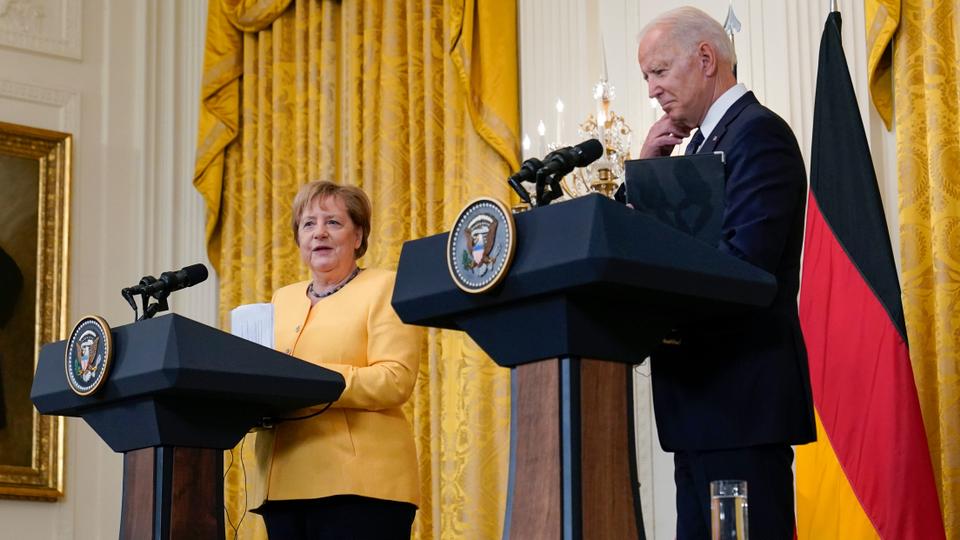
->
[230,303,274,349]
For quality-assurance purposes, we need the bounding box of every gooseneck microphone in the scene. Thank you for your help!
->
[535,139,604,206]
[121,263,210,322]
[539,139,604,177]
[144,264,209,297]
[505,139,604,207]
[508,157,545,185]
[507,157,542,205]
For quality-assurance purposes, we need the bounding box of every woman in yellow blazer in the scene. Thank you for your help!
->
[251,181,422,539]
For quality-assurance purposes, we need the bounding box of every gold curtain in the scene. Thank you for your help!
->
[194,1,520,538]
[866,0,959,537]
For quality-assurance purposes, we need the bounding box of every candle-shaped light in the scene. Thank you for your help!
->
[555,99,564,145]
[537,120,546,156]
[597,110,607,152]
[600,38,609,83]
[522,134,531,159]
[596,110,611,170]
[596,38,614,116]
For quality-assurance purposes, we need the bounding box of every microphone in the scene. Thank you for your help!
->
[123,263,209,298]
[151,264,209,296]
[532,139,604,206]
[508,157,544,185]
[539,139,604,177]
[506,157,542,205]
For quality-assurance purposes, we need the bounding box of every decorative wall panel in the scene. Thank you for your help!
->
[0,0,81,59]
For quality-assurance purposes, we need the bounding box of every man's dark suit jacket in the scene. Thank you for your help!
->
[650,92,816,451]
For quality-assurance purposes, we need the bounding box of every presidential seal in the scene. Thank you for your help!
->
[447,197,516,293]
[64,315,113,396]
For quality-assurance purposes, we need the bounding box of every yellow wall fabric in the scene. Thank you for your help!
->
[866,0,960,537]
[194,1,519,539]
[195,0,244,273]
[864,0,899,129]
[448,0,520,172]
[894,2,960,537]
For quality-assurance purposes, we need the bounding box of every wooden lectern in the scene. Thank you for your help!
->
[392,194,776,539]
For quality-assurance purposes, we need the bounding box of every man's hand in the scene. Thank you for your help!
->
[639,115,693,159]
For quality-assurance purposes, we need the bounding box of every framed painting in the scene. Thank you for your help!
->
[0,121,70,500]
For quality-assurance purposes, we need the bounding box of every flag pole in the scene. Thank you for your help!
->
[723,2,742,79]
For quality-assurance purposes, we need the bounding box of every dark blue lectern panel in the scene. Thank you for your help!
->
[393,194,777,366]
[32,314,344,452]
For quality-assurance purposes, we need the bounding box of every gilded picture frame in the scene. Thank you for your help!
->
[0,121,70,500]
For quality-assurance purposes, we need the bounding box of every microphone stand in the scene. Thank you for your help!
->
[121,275,171,323]
[121,289,139,322]
[534,167,566,206]
[141,290,169,321]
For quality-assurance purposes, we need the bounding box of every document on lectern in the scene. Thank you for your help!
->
[230,303,274,349]
[624,152,726,245]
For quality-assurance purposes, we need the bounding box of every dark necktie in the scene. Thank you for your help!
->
[684,129,704,155]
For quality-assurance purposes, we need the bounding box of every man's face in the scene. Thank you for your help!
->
[638,26,712,130]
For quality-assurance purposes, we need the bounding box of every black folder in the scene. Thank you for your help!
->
[624,152,726,245]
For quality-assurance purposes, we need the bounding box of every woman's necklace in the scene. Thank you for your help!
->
[307,266,362,299]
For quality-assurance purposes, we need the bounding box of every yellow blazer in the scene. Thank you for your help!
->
[249,268,422,509]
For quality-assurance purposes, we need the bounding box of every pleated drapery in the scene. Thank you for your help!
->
[866,0,959,537]
[194,1,520,538]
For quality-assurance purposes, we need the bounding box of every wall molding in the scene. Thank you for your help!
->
[0,0,82,59]
[0,77,79,132]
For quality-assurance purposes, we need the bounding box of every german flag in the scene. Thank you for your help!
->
[795,11,945,539]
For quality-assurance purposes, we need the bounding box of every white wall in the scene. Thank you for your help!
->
[519,1,897,538]
[0,1,211,538]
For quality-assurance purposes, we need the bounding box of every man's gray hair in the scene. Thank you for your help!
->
[639,6,736,66]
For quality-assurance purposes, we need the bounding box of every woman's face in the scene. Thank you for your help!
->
[297,195,362,280]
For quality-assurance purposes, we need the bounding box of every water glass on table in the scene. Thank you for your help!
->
[710,479,748,540]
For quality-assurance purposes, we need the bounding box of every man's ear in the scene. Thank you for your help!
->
[698,42,718,77]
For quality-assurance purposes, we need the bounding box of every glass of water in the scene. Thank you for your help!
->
[710,479,748,540]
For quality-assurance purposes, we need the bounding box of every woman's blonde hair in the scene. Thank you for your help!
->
[291,181,372,258]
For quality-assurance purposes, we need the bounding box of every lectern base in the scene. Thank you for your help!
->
[504,357,645,540]
[120,447,225,540]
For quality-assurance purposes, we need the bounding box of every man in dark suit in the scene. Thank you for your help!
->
[633,7,815,539]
